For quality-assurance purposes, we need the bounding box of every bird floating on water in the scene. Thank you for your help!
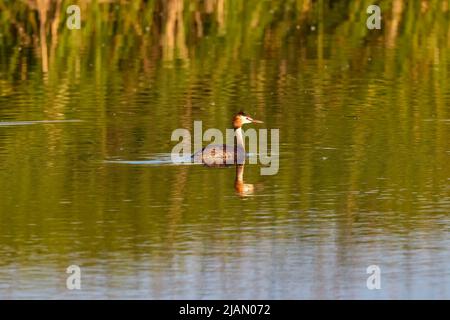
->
[192,111,263,166]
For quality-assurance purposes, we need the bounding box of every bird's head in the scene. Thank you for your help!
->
[232,111,263,129]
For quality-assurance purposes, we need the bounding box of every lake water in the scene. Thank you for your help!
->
[0,1,449,299]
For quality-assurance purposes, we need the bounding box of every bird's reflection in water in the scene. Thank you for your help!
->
[234,164,255,196]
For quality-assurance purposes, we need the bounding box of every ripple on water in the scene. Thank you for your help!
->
[0,120,83,126]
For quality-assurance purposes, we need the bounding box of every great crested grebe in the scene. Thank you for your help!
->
[192,111,263,166]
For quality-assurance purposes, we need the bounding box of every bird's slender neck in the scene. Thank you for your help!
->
[235,127,245,152]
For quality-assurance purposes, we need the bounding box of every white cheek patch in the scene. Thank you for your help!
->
[242,116,252,124]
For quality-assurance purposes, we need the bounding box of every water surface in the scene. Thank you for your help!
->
[0,1,449,299]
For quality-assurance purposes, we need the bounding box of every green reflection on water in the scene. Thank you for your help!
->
[0,0,449,299]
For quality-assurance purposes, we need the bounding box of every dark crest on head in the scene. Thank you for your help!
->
[232,111,247,129]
